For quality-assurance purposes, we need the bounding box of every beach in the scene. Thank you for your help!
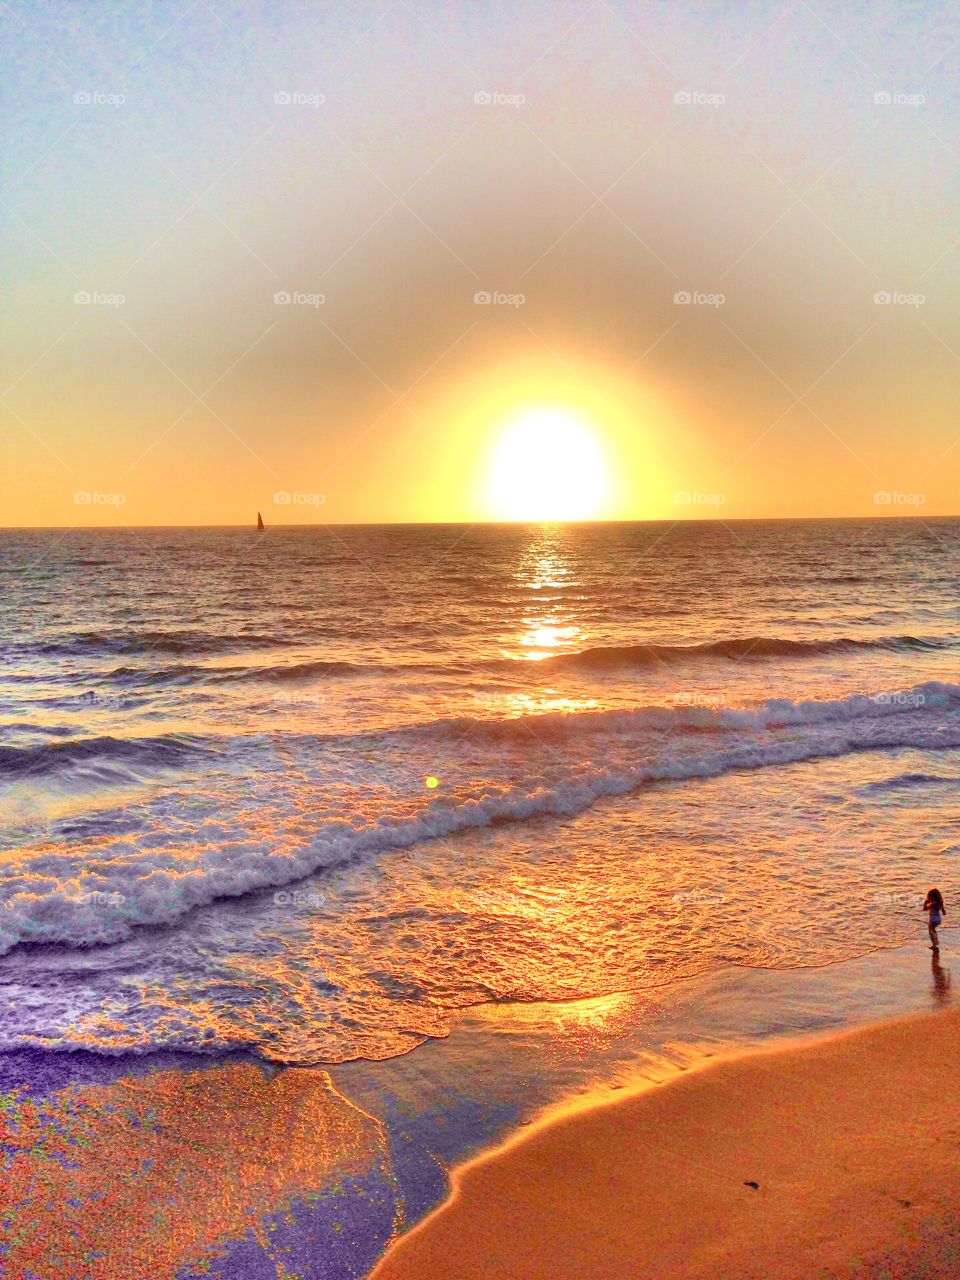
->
[5,0,959,1272]
[374,1002,960,1280]
[1,937,956,1278]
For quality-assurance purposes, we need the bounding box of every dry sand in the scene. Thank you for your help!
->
[373,1004,960,1279]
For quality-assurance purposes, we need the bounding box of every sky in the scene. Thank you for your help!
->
[1,0,958,525]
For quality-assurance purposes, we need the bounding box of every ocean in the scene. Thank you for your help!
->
[2,518,959,1068]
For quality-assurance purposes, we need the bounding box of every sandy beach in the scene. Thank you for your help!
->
[374,1003,960,1280]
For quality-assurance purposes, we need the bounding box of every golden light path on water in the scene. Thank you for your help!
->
[510,526,587,666]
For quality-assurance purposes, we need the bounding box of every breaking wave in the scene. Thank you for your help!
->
[2,681,957,956]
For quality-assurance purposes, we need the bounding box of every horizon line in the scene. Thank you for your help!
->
[3,513,958,531]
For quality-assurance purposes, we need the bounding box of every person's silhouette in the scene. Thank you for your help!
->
[923,887,946,950]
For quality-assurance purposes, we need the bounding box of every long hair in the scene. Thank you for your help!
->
[926,888,946,914]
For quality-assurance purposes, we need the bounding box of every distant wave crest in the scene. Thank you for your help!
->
[7,630,302,658]
[537,634,953,671]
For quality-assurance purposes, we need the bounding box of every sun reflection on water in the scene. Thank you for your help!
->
[498,690,600,716]
[471,990,635,1029]
[508,527,586,662]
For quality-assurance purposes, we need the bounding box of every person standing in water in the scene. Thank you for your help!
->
[923,888,946,950]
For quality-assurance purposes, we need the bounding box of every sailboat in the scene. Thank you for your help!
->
[256,511,265,532]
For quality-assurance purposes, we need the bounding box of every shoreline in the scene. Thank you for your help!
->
[372,1001,960,1279]
[1,937,953,1279]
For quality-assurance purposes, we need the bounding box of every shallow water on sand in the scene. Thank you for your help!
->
[1,938,954,1280]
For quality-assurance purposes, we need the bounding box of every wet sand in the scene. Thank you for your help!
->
[0,1059,397,1279]
[0,941,953,1279]
[373,1002,960,1280]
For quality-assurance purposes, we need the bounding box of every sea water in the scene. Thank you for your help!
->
[1,519,958,1064]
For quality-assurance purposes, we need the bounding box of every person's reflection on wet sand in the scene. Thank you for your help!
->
[931,950,952,1006]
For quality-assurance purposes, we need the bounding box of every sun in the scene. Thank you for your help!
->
[488,407,608,521]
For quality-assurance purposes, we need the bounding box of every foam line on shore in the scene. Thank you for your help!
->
[372,1003,960,1279]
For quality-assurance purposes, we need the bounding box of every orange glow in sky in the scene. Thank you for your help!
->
[3,2,957,526]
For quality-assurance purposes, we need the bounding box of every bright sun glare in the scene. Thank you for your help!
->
[488,408,607,521]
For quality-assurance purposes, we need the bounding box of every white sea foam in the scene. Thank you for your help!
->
[2,681,957,956]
